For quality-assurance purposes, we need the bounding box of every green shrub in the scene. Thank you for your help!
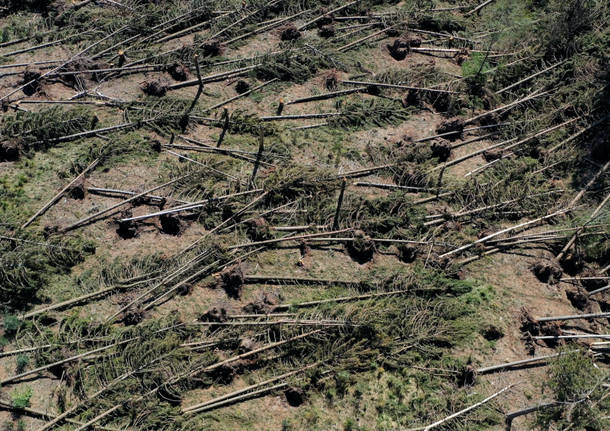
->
[535,349,610,430]
[3,315,22,338]
[11,387,32,409]
[15,355,29,374]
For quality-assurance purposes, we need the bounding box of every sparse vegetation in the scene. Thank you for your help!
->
[0,0,608,430]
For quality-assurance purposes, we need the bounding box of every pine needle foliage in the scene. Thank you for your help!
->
[1,106,98,151]
[330,97,410,129]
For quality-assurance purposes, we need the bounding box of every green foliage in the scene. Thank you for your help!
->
[224,110,278,136]
[255,50,331,83]
[462,53,491,97]
[0,233,94,310]
[541,0,599,57]
[10,387,32,409]
[416,12,467,33]
[262,164,341,205]
[535,349,609,430]
[3,315,22,337]
[15,354,29,373]
[340,191,424,237]
[1,107,98,153]
[330,98,410,129]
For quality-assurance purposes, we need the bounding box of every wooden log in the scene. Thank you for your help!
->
[182,54,204,129]
[227,228,352,250]
[463,90,548,125]
[476,351,570,374]
[565,160,610,208]
[341,80,460,94]
[337,27,390,52]
[0,398,120,431]
[537,312,610,322]
[243,275,357,286]
[465,0,496,16]
[0,338,133,385]
[164,149,240,181]
[548,115,609,152]
[87,187,190,205]
[185,381,289,413]
[167,65,260,91]
[505,402,560,431]
[354,182,439,192]
[202,1,278,44]
[415,122,513,143]
[0,25,128,102]
[249,133,265,189]
[261,112,342,121]
[533,334,610,340]
[588,285,610,296]
[2,34,81,57]
[332,179,347,229]
[203,79,277,114]
[216,108,231,147]
[226,9,311,44]
[496,60,565,94]
[20,285,120,319]
[287,88,366,105]
[273,289,411,310]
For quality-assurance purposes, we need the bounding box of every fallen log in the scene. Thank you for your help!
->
[273,289,411,310]
[476,351,572,374]
[341,80,460,94]
[505,401,560,431]
[537,312,610,322]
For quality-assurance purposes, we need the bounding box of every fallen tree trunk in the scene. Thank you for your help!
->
[341,80,460,94]
[537,312,610,322]
[476,351,570,374]
[273,289,411,310]
[504,401,560,431]
[227,228,352,250]
[243,275,357,286]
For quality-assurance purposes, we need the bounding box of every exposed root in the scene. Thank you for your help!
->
[140,79,168,97]
[218,264,245,299]
[279,24,301,41]
[346,230,375,264]
[530,259,563,284]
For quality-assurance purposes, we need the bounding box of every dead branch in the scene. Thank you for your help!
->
[407,383,515,431]
[557,191,610,260]
[21,158,100,229]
